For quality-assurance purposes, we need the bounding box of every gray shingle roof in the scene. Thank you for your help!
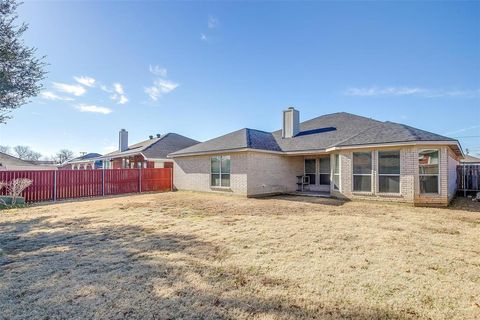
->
[170,112,460,156]
[0,152,37,167]
[169,129,281,156]
[103,133,199,159]
[67,153,102,163]
[336,121,455,147]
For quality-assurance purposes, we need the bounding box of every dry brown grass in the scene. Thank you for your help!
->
[0,191,479,320]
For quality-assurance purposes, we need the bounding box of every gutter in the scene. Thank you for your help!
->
[168,140,464,158]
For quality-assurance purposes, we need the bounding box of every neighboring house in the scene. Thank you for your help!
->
[169,108,464,206]
[59,153,103,170]
[101,129,199,169]
[460,154,480,165]
[29,160,58,168]
[0,152,53,171]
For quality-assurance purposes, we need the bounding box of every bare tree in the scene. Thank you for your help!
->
[0,145,11,154]
[55,149,74,164]
[0,178,32,206]
[0,0,47,123]
[13,145,41,161]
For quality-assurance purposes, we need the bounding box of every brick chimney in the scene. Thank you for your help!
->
[282,107,299,138]
[119,129,128,151]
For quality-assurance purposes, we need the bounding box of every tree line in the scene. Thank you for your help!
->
[0,145,74,164]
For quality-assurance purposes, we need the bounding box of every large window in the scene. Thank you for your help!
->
[333,154,340,190]
[378,151,400,193]
[319,157,330,185]
[211,156,231,187]
[353,152,372,192]
[419,150,439,193]
[304,159,316,185]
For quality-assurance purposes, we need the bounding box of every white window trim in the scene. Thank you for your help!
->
[352,151,373,193]
[419,149,440,195]
[304,158,317,186]
[318,157,331,186]
[332,154,341,191]
[376,150,401,195]
[210,155,231,188]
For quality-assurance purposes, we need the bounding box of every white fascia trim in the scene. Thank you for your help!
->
[141,154,169,161]
[168,141,464,158]
[100,151,143,160]
[326,141,464,157]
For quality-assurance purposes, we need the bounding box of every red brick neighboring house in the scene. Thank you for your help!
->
[101,129,199,169]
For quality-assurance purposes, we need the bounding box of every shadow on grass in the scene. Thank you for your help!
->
[1,215,407,319]
[265,194,348,207]
[448,197,480,213]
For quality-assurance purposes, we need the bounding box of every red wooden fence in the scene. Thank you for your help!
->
[0,168,172,203]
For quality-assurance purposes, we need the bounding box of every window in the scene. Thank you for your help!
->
[333,154,340,190]
[304,159,316,185]
[353,152,372,192]
[419,150,439,193]
[319,157,330,185]
[378,151,400,193]
[211,156,230,187]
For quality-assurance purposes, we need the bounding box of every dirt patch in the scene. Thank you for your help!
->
[0,191,479,319]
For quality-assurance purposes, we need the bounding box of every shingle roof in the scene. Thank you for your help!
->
[102,133,199,159]
[67,153,102,163]
[271,112,382,152]
[0,152,36,167]
[461,154,480,163]
[169,112,461,156]
[336,121,455,147]
[169,129,281,156]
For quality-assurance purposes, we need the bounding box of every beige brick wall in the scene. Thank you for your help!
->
[173,153,248,195]
[247,153,303,196]
[331,146,454,206]
[173,145,458,206]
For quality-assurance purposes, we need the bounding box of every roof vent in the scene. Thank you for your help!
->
[156,134,161,138]
[282,107,300,138]
[149,135,154,139]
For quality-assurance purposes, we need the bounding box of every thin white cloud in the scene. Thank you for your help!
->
[74,76,96,87]
[208,15,219,29]
[117,95,128,105]
[75,104,112,114]
[149,65,167,78]
[53,82,86,96]
[40,91,74,101]
[200,33,208,41]
[145,79,179,101]
[443,125,480,136]
[100,82,128,105]
[344,87,426,96]
[344,86,480,98]
[113,83,124,95]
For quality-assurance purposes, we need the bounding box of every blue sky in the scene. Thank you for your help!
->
[1,1,479,157]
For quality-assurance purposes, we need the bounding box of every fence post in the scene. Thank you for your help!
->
[139,167,142,193]
[102,167,105,196]
[53,170,57,202]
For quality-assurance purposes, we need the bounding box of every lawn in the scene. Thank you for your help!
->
[0,192,479,320]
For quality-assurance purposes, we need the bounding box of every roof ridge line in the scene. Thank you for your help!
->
[245,128,252,148]
[142,133,170,153]
[328,122,386,148]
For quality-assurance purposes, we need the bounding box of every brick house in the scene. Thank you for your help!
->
[169,108,464,206]
[59,153,103,170]
[101,129,199,169]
